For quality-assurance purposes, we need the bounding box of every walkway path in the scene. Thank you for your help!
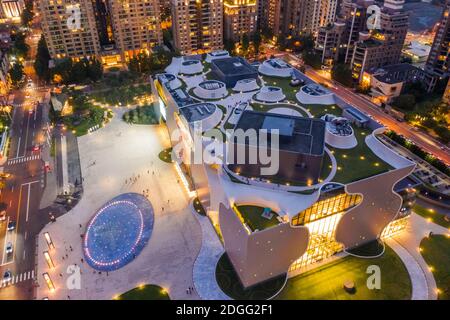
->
[385,238,428,300]
[36,109,202,300]
[388,212,450,300]
[192,206,230,300]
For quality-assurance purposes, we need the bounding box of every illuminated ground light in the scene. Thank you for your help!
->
[83,193,154,271]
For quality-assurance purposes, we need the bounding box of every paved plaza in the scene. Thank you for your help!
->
[36,108,202,300]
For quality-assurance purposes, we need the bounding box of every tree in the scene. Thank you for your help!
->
[9,62,24,87]
[302,50,322,70]
[253,33,262,57]
[34,35,51,82]
[331,63,354,87]
[21,0,34,28]
[392,94,416,111]
[224,38,235,55]
[241,34,250,55]
[87,58,103,82]
[11,32,29,59]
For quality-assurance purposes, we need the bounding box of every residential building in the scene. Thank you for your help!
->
[351,0,409,82]
[424,0,450,91]
[38,0,162,64]
[315,0,372,66]
[0,0,24,22]
[108,0,162,60]
[223,0,258,42]
[403,41,431,66]
[171,0,223,55]
[38,0,102,60]
[262,0,339,39]
[365,63,424,103]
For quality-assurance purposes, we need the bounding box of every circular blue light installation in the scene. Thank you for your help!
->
[83,193,154,271]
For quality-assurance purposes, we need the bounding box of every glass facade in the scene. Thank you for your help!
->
[291,191,362,226]
[290,190,362,271]
[290,212,344,271]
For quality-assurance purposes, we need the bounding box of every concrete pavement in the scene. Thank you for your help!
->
[36,109,202,300]
[389,212,450,300]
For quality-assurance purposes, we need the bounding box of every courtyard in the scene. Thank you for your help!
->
[36,108,202,300]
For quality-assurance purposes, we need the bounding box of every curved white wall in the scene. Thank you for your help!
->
[258,59,293,78]
[296,84,336,105]
[193,81,228,99]
[199,106,223,132]
[325,127,358,149]
[180,60,204,75]
[255,86,286,102]
[232,78,260,92]
[365,128,416,170]
[205,50,230,63]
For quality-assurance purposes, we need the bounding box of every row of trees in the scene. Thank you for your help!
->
[128,50,174,74]
[21,0,34,28]
[385,130,449,175]
[52,58,103,84]
[33,35,103,84]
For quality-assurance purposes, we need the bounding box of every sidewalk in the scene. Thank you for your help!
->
[36,112,202,300]
[192,206,230,300]
[389,212,450,300]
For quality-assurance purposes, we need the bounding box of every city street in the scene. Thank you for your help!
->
[304,67,450,165]
[0,85,48,300]
[266,47,450,165]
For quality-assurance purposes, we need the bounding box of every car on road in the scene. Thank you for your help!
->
[32,144,41,152]
[5,242,13,254]
[7,220,16,231]
[0,211,5,221]
[2,270,12,285]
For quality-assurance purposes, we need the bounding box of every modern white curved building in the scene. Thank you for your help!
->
[255,86,286,103]
[179,102,223,132]
[205,50,230,63]
[258,58,293,78]
[322,114,358,149]
[296,83,336,105]
[227,102,253,125]
[155,73,182,90]
[193,80,228,100]
[180,60,204,75]
[153,54,418,291]
[232,78,260,92]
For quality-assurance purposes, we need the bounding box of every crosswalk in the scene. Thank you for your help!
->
[7,155,41,165]
[0,270,35,289]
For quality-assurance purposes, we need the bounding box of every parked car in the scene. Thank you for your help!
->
[7,220,16,231]
[5,242,13,254]
[2,270,12,285]
[0,211,5,221]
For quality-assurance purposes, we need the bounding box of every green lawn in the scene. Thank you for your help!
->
[413,204,450,228]
[216,253,286,300]
[116,284,170,300]
[329,127,393,184]
[276,245,412,300]
[302,104,343,118]
[420,235,450,300]
[122,104,159,125]
[261,76,299,102]
[235,205,280,231]
[250,103,309,118]
[158,147,172,163]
